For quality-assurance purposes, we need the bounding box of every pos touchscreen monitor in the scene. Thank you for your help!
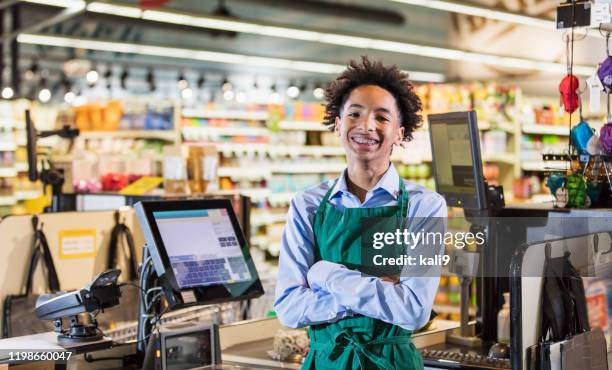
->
[135,199,264,308]
[428,111,487,210]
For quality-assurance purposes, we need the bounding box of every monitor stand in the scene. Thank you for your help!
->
[445,182,505,347]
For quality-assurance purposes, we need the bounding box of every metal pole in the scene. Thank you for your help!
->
[10,3,18,97]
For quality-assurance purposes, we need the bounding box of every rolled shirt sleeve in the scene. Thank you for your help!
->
[273,194,351,328]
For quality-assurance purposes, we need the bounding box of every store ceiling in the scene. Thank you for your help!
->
[9,0,606,96]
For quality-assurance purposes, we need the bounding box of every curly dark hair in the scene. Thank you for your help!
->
[323,56,423,141]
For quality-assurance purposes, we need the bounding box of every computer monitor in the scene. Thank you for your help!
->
[135,199,264,309]
[428,111,487,210]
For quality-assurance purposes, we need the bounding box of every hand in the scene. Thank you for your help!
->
[380,275,401,284]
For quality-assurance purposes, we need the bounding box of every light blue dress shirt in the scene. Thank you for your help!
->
[274,164,447,330]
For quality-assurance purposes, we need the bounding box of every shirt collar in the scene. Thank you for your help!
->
[330,163,401,200]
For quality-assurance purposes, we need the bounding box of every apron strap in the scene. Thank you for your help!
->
[312,328,412,370]
[314,178,339,230]
[396,179,409,219]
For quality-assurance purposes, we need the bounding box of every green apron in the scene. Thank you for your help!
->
[302,178,423,370]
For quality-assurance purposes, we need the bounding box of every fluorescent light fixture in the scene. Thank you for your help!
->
[17,33,446,82]
[23,0,85,9]
[86,2,142,18]
[390,0,555,29]
[21,0,595,75]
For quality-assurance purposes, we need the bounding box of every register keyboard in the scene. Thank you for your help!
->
[421,348,510,369]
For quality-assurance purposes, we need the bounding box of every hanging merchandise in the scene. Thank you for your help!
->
[601,123,612,154]
[566,172,588,208]
[570,121,603,155]
[547,173,566,196]
[598,56,612,91]
[559,75,580,113]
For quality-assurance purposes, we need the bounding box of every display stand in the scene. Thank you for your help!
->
[25,108,79,213]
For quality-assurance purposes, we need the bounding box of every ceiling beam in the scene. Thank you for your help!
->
[2,1,87,43]
[16,33,447,82]
[20,0,596,75]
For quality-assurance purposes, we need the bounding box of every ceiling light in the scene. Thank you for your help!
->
[17,33,446,82]
[102,67,112,89]
[120,67,129,89]
[236,91,246,103]
[24,60,39,81]
[313,87,325,100]
[197,74,206,89]
[389,0,555,29]
[86,69,99,85]
[223,90,235,101]
[287,85,300,99]
[38,88,51,103]
[1,87,14,99]
[181,87,193,100]
[64,91,76,104]
[23,0,86,9]
[86,2,142,18]
[146,68,156,92]
[222,77,232,92]
[177,71,188,90]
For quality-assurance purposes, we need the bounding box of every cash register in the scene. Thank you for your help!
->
[135,199,265,369]
[424,111,510,369]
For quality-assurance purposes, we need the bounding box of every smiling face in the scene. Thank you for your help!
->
[335,84,404,166]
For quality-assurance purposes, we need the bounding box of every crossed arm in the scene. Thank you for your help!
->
[273,194,446,330]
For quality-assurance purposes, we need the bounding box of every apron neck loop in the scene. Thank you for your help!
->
[397,179,409,218]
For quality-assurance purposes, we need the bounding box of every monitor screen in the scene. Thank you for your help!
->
[164,329,212,369]
[153,209,252,289]
[135,199,264,309]
[428,111,486,210]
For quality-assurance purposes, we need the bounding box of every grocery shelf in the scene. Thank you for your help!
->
[0,142,17,151]
[0,119,24,129]
[266,192,296,205]
[277,120,328,131]
[182,126,270,137]
[521,161,568,172]
[482,153,516,164]
[16,137,56,147]
[250,211,287,227]
[213,143,345,157]
[0,195,16,206]
[522,124,569,136]
[182,109,269,121]
[240,188,271,202]
[272,163,345,174]
[79,130,177,141]
[0,167,17,177]
[14,190,43,200]
[218,166,271,180]
[14,162,28,172]
[268,145,345,156]
[488,122,516,134]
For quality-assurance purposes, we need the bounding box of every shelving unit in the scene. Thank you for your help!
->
[79,130,178,141]
[522,124,570,136]
[277,120,328,131]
